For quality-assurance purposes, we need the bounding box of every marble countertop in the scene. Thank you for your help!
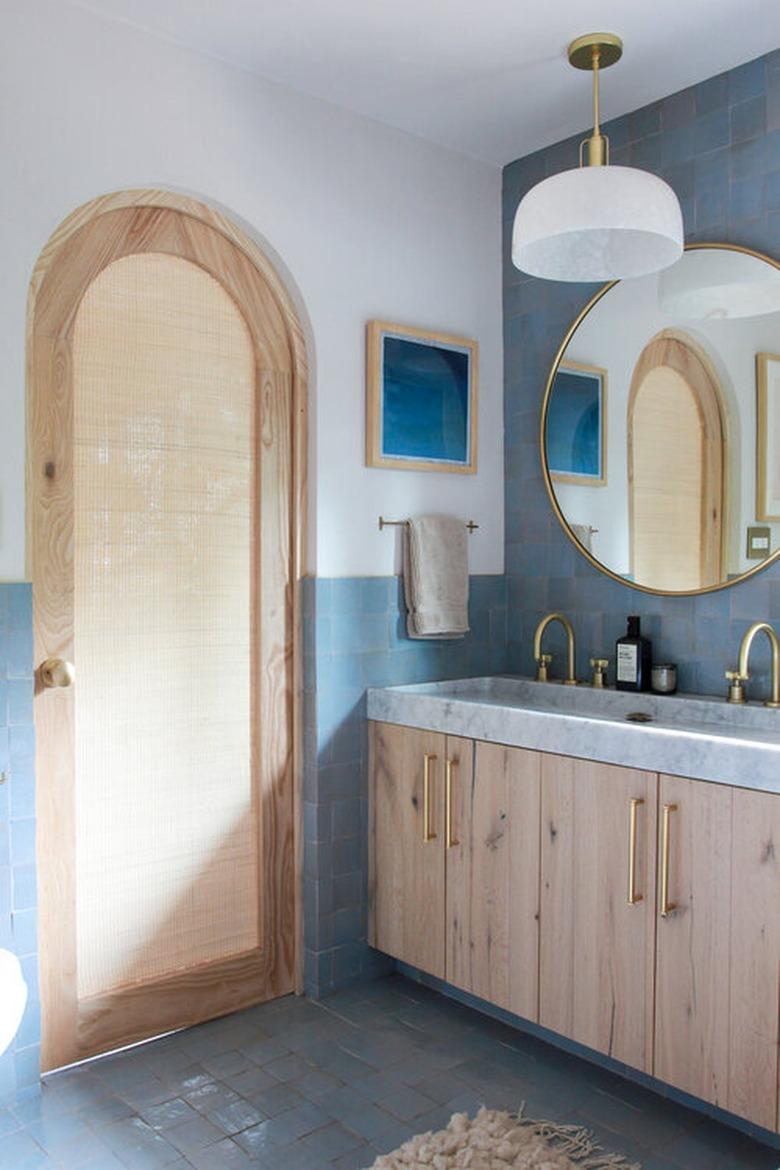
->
[366,675,780,792]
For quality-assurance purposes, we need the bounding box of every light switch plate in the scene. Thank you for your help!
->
[746,525,771,560]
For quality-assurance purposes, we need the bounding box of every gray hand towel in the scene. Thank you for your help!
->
[403,515,470,639]
[570,523,593,552]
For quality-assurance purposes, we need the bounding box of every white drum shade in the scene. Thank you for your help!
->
[0,949,27,1056]
[512,166,684,282]
[659,248,780,319]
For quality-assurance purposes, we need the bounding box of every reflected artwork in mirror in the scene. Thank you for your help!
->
[541,243,780,595]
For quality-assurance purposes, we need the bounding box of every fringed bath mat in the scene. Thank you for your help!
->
[366,1105,641,1169]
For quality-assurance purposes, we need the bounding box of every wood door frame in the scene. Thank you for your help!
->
[26,190,308,1070]
[627,328,726,588]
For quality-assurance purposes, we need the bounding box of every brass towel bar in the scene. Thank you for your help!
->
[378,516,479,533]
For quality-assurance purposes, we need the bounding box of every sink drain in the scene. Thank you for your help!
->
[626,711,653,723]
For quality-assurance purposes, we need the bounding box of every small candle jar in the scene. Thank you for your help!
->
[651,663,677,694]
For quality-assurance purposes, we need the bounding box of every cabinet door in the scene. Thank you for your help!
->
[729,786,780,1131]
[654,775,732,1109]
[655,776,780,1131]
[446,743,540,1020]
[368,721,446,977]
[540,755,657,1071]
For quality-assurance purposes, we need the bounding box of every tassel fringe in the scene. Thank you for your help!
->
[512,1103,642,1168]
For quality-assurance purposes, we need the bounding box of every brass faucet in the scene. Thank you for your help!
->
[533,612,578,685]
[725,621,780,708]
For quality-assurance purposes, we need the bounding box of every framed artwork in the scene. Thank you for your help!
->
[547,359,607,486]
[366,320,478,474]
[756,352,780,521]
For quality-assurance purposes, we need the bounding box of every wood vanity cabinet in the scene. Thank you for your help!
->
[368,722,471,977]
[654,775,780,1131]
[446,741,540,1019]
[369,723,539,1016]
[368,720,780,1133]
[539,754,657,1072]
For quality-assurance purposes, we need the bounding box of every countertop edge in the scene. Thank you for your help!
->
[366,687,780,793]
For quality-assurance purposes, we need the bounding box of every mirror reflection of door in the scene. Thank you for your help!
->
[628,331,725,591]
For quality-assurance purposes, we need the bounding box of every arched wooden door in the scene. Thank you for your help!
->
[628,331,724,591]
[28,194,306,1071]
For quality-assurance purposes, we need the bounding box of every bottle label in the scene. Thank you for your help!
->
[617,643,638,683]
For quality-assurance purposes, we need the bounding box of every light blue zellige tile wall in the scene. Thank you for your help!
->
[0,584,39,1103]
[503,50,780,701]
[302,574,508,996]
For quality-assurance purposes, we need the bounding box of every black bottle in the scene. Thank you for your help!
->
[615,616,652,692]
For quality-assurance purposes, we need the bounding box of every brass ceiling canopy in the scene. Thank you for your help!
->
[567,33,623,72]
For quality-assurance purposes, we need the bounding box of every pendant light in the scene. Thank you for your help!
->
[512,34,684,282]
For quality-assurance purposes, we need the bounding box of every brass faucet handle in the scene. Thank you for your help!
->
[536,653,552,682]
[725,669,748,704]
[589,657,609,688]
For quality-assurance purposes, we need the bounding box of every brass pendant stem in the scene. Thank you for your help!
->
[586,45,606,166]
[568,33,622,168]
[592,45,601,135]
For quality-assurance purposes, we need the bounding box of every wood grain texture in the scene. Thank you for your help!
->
[78,952,281,1061]
[540,754,657,1072]
[654,774,732,1108]
[28,192,306,1070]
[29,330,79,1066]
[446,742,540,1021]
[728,787,780,1130]
[368,721,446,977]
[258,366,297,995]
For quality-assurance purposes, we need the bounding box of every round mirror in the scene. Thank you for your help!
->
[541,243,780,595]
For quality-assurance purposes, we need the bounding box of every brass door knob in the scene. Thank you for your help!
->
[38,658,75,689]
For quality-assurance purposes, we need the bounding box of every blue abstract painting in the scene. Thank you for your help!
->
[547,363,606,483]
[380,333,471,465]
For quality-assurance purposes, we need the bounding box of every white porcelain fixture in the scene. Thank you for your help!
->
[0,949,27,1056]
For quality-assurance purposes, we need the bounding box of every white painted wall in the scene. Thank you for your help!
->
[0,0,503,580]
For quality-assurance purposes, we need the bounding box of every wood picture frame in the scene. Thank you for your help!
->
[546,359,608,487]
[366,320,478,474]
[756,352,780,521]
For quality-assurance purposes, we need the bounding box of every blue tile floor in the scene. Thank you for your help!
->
[0,974,777,1169]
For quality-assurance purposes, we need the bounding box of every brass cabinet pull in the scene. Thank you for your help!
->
[659,802,678,918]
[445,759,459,849]
[423,754,437,842]
[627,797,644,905]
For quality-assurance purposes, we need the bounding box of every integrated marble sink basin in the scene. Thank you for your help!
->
[366,675,780,792]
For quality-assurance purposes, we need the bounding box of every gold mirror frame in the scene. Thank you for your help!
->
[540,241,780,597]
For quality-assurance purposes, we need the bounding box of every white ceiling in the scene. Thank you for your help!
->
[73,0,780,164]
